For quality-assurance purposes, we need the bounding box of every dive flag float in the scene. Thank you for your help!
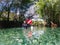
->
[26,19,32,25]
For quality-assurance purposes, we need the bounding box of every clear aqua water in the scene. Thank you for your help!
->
[0,27,60,45]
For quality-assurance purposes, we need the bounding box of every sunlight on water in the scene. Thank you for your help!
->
[23,26,46,40]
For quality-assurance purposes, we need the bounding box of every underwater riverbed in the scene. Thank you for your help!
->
[0,27,60,45]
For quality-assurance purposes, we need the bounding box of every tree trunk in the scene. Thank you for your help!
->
[7,7,10,21]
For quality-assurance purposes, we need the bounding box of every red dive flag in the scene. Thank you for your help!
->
[26,19,32,25]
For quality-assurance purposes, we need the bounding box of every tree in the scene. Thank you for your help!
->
[0,0,32,21]
[36,0,60,26]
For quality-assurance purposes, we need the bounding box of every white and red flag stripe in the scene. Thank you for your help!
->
[26,19,32,25]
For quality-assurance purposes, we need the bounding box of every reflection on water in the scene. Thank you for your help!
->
[23,26,46,40]
[23,27,60,45]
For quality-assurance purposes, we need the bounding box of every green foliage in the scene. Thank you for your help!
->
[21,0,31,5]
[19,14,25,23]
[36,0,60,26]
[0,0,32,21]
[32,21,43,26]
[36,0,45,17]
